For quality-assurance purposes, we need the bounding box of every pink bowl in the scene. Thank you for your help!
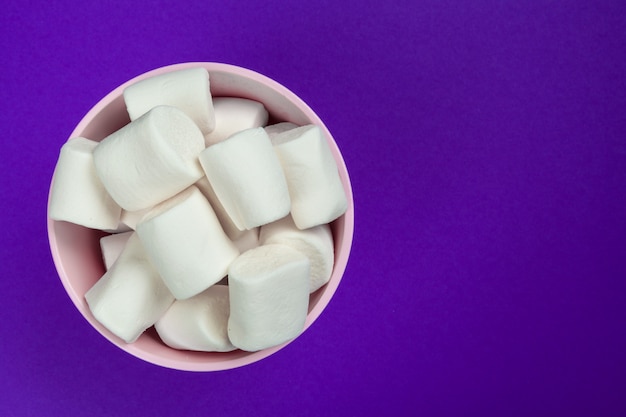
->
[47,62,354,371]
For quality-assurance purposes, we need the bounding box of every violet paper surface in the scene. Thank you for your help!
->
[1,1,625,416]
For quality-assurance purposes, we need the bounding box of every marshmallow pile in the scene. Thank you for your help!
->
[49,67,348,352]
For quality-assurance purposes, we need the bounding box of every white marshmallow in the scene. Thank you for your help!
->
[93,105,205,212]
[204,97,268,146]
[123,67,216,135]
[194,176,260,253]
[103,223,133,234]
[136,186,239,300]
[49,137,122,230]
[260,216,334,293]
[272,124,348,229]
[228,244,310,352]
[155,285,235,352]
[99,231,133,270]
[119,206,153,230]
[264,122,298,141]
[85,233,174,343]
[232,228,260,253]
[199,127,291,230]
[195,177,245,239]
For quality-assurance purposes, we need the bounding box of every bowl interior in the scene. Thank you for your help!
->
[48,62,354,371]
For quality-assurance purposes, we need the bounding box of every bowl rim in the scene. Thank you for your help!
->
[47,62,354,371]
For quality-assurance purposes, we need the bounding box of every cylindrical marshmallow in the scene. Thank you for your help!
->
[85,233,174,343]
[264,122,298,141]
[204,97,268,146]
[232,228,260,253]
[123,67,216,135]
[136,186,239,300]
[49,137,122,230]
[194,176,261,252]
[119,206,153,230]
[100,231,133,270]
[155,285,235,352]
[199,127,291,230]
[260,215,334,293]
[104,222,133,234]
[272,124,348,229]
[227,243,310,352]
[195,176,244,239]
[93,105,205,212]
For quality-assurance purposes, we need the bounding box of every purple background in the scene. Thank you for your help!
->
[1,1,625,415]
